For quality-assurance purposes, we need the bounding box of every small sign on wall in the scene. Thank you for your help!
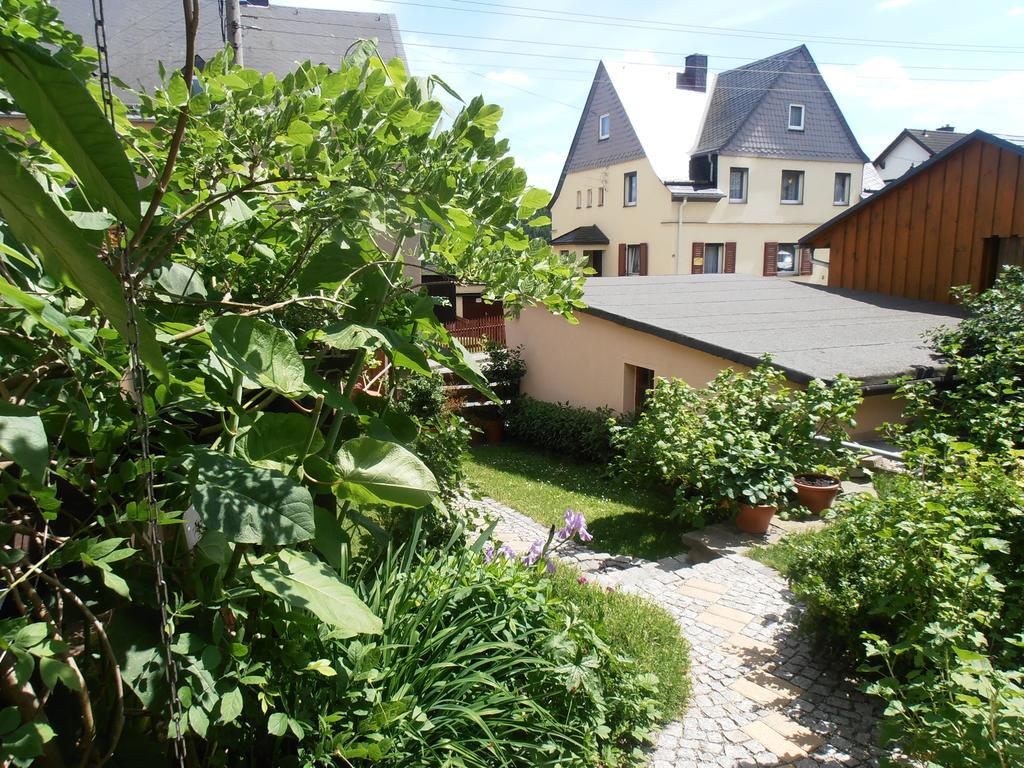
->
[693,257,704,266]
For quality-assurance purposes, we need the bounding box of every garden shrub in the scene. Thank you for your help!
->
[227,545,666,767]
[888,266,1024,467]
[611,360,862,526]
[504,396,625,463]
[551,567,690,718]
[781,452,1024,766]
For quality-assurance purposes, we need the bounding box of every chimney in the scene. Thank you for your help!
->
[936,124,955,132]
[676,54,708,93]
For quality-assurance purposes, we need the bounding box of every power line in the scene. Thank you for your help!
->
[246,34,1019,87]
[435,0,1024,53]
[337,0,1024,54]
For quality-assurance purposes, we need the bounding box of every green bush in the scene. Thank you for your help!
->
[551,568,690,718]
[888,266,1024,467]
[781,453,1024,766]
[504,396,626,463]
[611,360,862,526]
[230,545,666,767]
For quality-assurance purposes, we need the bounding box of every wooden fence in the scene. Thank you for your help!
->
[444,316,505,351]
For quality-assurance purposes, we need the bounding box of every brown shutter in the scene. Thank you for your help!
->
[799,247,812,276]
[618,243,626,276]
[639,243,649,275]
[690,242,704,274]
[724,242,736,273]
[763,242,779,276]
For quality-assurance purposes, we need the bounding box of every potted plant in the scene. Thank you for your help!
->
[793,470,842,514]
[722,449,796,535]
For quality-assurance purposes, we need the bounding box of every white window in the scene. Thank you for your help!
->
[704,243,724,273]
[576,190,582,209]
[729,168,748,203]
[777,242,799,275]
[598,113,610,140]
[834,172,851,205]
[587,188,593,208]
[781,170,804,204]
[624,171,638,206]
[626,244,642,275]
[598,187,605,207]
[788,104,805,131]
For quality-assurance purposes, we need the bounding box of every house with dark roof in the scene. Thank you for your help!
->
[873,126,969,183]
[51,0,406,104]
[802,130,1024,304]
[549,45,874,283]
[506,274,961,437]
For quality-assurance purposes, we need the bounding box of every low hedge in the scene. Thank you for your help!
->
[504,396,627,463]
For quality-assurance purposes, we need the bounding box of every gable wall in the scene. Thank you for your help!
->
[726,55,864,162]
[876,136,931,182]
[814,140,1024,302]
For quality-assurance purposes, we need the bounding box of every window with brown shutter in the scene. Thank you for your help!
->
[724,242,736,273]
[618,243,626,276]
[799,247,812,276]
[763,242,779,276]
[639,243,648,275]
[691,242,705,274]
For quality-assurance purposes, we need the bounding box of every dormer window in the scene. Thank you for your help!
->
[598,113,610,141]
[788,104,805,131]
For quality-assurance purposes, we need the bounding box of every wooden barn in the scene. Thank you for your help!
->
[801,130,1024,303]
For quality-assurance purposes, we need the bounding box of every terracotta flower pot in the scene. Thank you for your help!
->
[735,503,776,535]
[794,474,841,515]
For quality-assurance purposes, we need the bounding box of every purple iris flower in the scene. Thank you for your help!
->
[496,544,516,561]
[522,540,544,567]
[482,542,495,563]
[557,509,593,542]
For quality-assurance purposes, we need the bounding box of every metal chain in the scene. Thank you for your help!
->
[91,2,188,764]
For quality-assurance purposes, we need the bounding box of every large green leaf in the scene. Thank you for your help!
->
[207,315,308,396]
[236,412,323,473]
[0,403,47,478]
[249,549,381,636]
[0,148,166,381]
[0,34,140,228]
[316,322,431,375]
[334,437,438,507]
[189,449,315,545]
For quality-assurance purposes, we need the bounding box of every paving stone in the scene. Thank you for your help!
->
[742,720,808,762]
[760,711,825,754]
[685,577,730,594]
[698,610,749,633]
[706,603,756,624]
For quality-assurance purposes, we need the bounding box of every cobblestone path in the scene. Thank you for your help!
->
[466,495,885,768]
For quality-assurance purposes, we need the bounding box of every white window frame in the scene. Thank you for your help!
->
[576,190,582,209]
[626,244,642,275]
[598,187,605,207]
[833,172,851,206]
[624,171,638,207]
[728,167,748,204]
[703,243,725,274]
[788,103,805,131]
[598,113,610,141]
[780,170,804,205]
[777,242,799,275]
[586,188,593,208]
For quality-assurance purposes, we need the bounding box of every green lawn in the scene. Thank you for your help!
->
[463,443,683,561]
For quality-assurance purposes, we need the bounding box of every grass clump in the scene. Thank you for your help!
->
[463,444,681,560]
[551,566,690,718]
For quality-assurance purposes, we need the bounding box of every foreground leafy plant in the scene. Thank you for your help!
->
[0,1,591,764]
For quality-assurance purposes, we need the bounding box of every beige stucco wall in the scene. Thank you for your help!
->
[551,154,863,284]
[507,305,902,439]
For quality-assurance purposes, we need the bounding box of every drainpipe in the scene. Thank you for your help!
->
[675,199,687,275]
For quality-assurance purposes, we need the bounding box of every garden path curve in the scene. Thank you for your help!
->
[467,496,886,768]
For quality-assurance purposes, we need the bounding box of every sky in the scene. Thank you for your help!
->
[277,0,1024,192]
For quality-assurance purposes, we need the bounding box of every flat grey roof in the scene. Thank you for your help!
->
[581,274,963,387]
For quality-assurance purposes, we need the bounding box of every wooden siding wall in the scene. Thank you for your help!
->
[824,141,1024,303]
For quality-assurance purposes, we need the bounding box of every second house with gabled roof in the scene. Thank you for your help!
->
[549,45,870,281]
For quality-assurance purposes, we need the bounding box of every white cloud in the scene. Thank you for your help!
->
[822,57,1024,156]
[1009,6,1024,14]
[485,69,533,87]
